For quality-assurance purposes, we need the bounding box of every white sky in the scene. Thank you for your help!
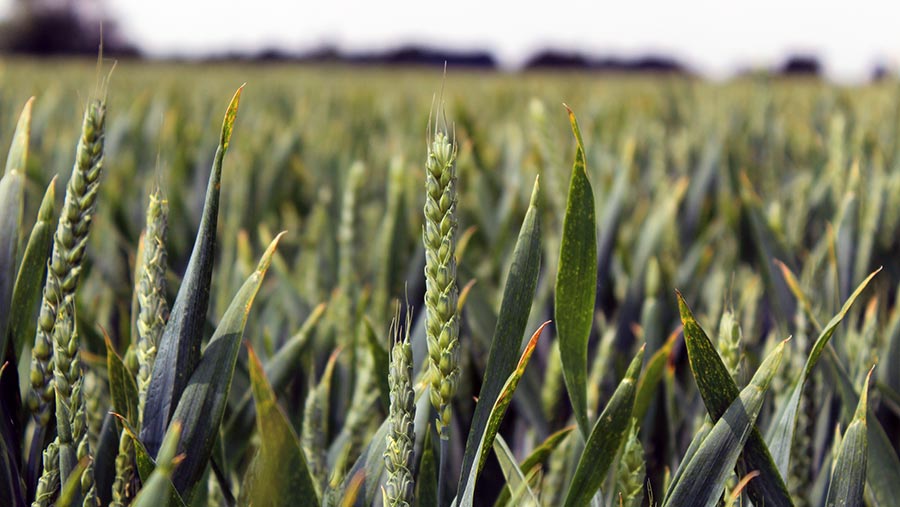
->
[3,0,900,82]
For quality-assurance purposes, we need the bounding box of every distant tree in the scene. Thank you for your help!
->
[0,0,138,56]
[779,55,821,76]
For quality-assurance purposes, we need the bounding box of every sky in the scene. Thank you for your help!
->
[3,0,900,82]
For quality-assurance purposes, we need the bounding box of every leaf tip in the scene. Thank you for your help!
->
[529,174,540,207]
[256,231,287,274]
[221,84,245,150]
[674,290,693,323]
[22,96,35,116]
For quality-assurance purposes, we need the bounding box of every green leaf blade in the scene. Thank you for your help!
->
[824,368,871,507]
[458,177,542,498]
[0,97,34,355]
[239,344,319,506]
[555,106,597,438]
[8,177,55,363]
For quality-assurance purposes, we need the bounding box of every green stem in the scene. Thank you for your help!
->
[438,437,449,507]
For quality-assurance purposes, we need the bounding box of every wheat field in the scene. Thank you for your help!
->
[0,59,899,506]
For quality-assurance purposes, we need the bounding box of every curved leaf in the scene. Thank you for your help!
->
[493,434,539,507]
[130,422,187,507]
[165,232,282,494]
[493,426,574,507]
[633,328,679,422]
[780,262,900,505]
[457,321,549,506]
[238,345,318,506]
[766,269,879,478]
[54,458,87,507]
[223,303,327,450]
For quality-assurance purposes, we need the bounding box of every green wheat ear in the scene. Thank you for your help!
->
[136,186,169,419]
[112,186,168,507]
[384,310,416,507]
[28,97,106,427]
[423,120,460,440]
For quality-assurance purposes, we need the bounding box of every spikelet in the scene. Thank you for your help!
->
[74,379,97,506]
[383,312,416,507]
[422,119,460,440]
[110,431,135,507]
[717,305,743,383]
[32,439,59,507]
[28,97,106,426]
[112,188,169,506]
[80,370,106,456]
